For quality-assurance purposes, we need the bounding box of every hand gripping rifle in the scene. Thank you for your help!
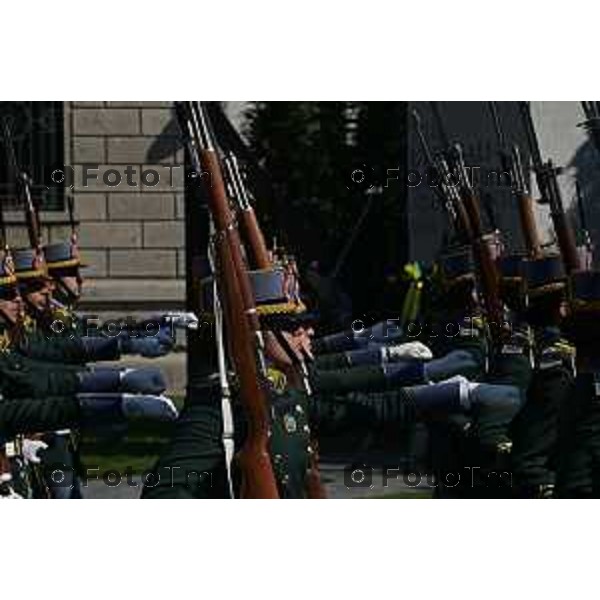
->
[519,101,581,273]
[175,101,279,499]
[489,102,542,258]
[1,117,41,250]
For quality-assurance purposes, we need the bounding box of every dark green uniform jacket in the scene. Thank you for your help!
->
[16,318,120,365]
[0,395,80,439]
[0,348,81,399]
[555,370,600,497]
[142,379,314,499]
[509,328,575,495]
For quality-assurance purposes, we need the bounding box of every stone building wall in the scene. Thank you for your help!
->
[66,101,185,311]
[5,101,596,314]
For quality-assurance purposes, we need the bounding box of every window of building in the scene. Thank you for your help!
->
[0,101,65,211]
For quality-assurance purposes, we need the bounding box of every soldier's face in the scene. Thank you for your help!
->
[286,326,314,360]
[300,326,315,359]
[25,284,54,312]
[0,294,24,324]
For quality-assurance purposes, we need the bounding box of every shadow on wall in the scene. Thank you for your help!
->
[146,112,181,162]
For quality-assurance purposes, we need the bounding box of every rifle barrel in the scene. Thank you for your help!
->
[176,101,279,499]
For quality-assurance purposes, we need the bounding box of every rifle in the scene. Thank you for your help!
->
[518,101,580,273]
[222,152,327,499]
[575,180,594,268]
[450,142,504,329]
[489,102,542,258]
[223,152,271,270]
[425,105,503,329]
[1,117,41,249]
[412,109,471,242]
[175,101,279,499]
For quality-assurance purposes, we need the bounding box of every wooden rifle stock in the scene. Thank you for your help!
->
[241,208,271,270]
[223,152,271,270]
[516,192,542,258]
[458,188,503,331]
[552,212,580,274]
[199,149,279,499]
[224,154,327,498]
[519,103,580,272]
[544,166,580,272]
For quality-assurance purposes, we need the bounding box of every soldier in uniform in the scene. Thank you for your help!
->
[141,266,324,499]
[413,247,531,498]
[0,253,179,498]
[556,270,600,497]
[11,245,174,364]
[142,243,530,499]
[506,255,575,498]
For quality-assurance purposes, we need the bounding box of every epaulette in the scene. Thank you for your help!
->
[472,316,485,330]
[22,314,37,333]
[500,327,531,354]
[51,306,76,331]
[0,331,11,353]
[266,366,288,395]
[458,315,484,338]
[536,338,576,373]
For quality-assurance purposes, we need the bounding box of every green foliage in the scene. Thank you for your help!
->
[244,102,409,314]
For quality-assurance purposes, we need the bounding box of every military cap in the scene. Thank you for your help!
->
[498,254,527,282]
[563,270,600,350]
[0,252,18,300]
[437,246,475,286]
[12,248,49,281]
[497,253,528,308]
[0,252,18,289]
[569,270,600,312]
[524,255,566,298]
[200,267,315,328]
[43,239,86,273]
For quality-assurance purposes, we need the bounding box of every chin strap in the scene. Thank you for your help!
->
[54,278,79,307]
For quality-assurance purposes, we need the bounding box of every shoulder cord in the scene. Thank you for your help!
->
[208,220,235,499]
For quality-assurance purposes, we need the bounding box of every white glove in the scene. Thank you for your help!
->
[0,488,23,499]
[22,439,49,465]
[0,473,23,499]
[385,341,433,362]
[436,374,470,386]
[164,312,199,331]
